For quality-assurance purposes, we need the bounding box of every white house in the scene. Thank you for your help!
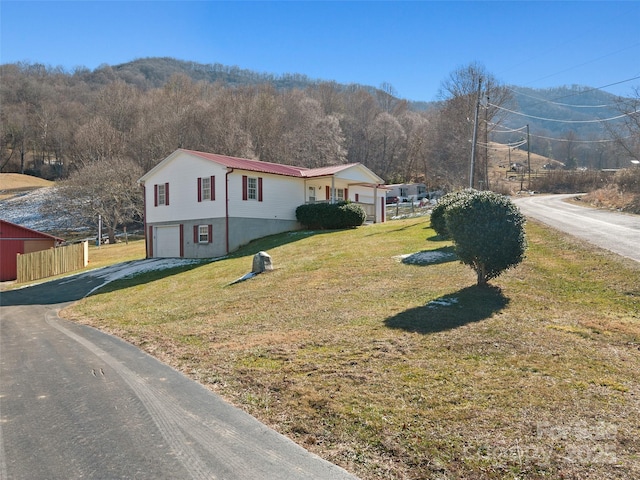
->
[138,149,386,258]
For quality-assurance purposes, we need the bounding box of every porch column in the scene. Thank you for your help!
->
[373,185,378,223]
[331,176,335,204]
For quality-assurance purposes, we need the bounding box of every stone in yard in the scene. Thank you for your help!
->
[252,251,273,273]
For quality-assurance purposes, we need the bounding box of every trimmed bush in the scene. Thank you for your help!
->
[443,190,527,286]
[296,202,367,230]
[430,190,475,238]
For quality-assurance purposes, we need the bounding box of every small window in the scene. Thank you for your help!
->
[336,188,345,202]
[308,186,316,203]
[247,177,258,200]
[198,225,209,243]
[158,184,166,205]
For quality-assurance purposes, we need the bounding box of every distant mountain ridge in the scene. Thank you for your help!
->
[102,57,626,139]
[503,85,624,139]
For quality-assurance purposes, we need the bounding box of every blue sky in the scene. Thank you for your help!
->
[1,1,639,101]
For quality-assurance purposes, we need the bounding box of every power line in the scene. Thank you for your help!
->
[488,122,632,144]
[488,103,638,123]
[507,87,615,108]
[489,124,528,134]
[507,75,640,108]
[526,133,624,144]
[477,140,528,150]
[521,43,640,89]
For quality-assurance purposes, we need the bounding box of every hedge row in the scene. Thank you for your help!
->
[296,202,367,229]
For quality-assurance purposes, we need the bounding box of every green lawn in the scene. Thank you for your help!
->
[64,218,640,479]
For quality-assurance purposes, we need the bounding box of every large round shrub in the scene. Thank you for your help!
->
[336,202,367,228]
[430,190,474,238]
[296,202,366,229]
[444,190,527,286]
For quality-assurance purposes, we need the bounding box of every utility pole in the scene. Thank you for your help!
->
[469,77,482,189]
[484,93,489,190]
[97,214,102,247]
[527,124,531,190]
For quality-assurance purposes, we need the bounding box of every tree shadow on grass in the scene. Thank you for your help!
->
[385,285,509,334]
[426,234,450,242]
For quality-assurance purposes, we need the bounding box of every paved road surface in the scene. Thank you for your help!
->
[0,273,358,479]
[513,194,640,263]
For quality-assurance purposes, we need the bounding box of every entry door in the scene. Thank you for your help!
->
[154,225,180,258]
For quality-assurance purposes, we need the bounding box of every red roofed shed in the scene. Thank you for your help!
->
[0,220,64,281]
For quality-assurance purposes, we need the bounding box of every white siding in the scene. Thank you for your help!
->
[228,173,304,220]
[144,152,227,224]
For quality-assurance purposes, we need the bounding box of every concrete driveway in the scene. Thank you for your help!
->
[0,266,358,479]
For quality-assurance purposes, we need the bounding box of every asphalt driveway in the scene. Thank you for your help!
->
[513,194,640,263]
[0,268,358,479]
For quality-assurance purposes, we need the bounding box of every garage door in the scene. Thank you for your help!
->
[154,225,180,258]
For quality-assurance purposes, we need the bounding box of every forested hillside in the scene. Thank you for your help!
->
[1,58,637,186]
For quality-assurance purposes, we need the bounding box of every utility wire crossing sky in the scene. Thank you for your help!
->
[1,1,639,100]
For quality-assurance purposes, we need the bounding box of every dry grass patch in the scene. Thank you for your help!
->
[65,219,640,479]
[0,173,53,199]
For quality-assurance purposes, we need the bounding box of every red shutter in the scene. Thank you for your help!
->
[208,224,213,243]
[344,188,348,201]
[154,185,158,207]
[258,177,263,202]
[355,193,359,202]
[210,176,216,201]
[165,183,170,205]
[326,186,330,200]
[197,177,202,202]
[242,175,248,200]
[179,224,184,258]
[148,225,154,257]
[193,225,198,243]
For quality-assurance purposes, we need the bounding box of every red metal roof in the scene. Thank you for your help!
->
[181,150,307,177]
[301,164,360,178]
[181,149,365,179]
[0,219,64,242]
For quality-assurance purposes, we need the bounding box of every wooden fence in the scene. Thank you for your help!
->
[17,241,89,283]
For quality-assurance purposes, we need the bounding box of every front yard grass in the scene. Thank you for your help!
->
[64,218,640,479]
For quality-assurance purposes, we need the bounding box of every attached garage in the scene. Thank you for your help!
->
[153,225,181,258]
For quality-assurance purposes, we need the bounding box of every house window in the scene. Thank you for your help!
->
[202,177,211,200]
[308,186,316,203]
[194,224,212,244]
[247,177,257,200]
[198,225,209,243]
[336,188,345,202]
[155,183,169,206]
[242,175,263,201]
[197,176,215,202]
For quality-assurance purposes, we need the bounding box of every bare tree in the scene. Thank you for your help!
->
[609,86,640,163]
[369,112,406,181]
[434,62,512,189]
[42,158,144,243]
[280,91,346,167]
